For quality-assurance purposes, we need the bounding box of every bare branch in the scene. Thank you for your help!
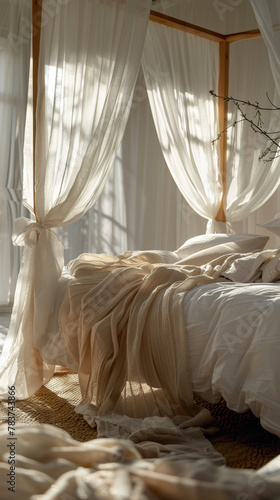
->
[209,90,280,163]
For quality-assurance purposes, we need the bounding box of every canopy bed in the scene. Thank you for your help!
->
[1,0,280,498]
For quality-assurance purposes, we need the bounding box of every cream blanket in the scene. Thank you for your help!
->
[59,251,234,421]
[59,249,280,421]
[58,249,280,456]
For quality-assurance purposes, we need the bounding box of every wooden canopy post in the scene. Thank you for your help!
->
[215,40,229,223]
[32,0,42,222]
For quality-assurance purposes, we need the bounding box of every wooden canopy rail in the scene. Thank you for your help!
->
[149,10,262,43]
[149,10,226,43]
[31,4,263,226]
[32,0,42,223]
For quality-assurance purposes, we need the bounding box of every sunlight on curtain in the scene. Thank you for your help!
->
[250,0,280,97]
[225,35,280,229]
[0,0,151,399]
[56,66,206,262]
[0,0,31,307]
[119,67,207,249]
[142,21,223,234]
[56,150,129,260]
[63,7,280,257]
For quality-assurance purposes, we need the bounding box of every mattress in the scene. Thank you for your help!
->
[183,281,280,436]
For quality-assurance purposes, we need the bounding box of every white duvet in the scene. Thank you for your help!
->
[184,281,280,436]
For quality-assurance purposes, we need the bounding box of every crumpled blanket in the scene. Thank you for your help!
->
[60,249,280,416]
[57,249,280,461]
[0,424,280,500]
[59,251,234,421]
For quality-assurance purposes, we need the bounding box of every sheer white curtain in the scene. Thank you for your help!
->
[224,35,280,227]
[118,67,206,248]
[250,0,280,97]
[0,0,31,307]
[0,0,151,399]
[56,66,205,262]
[142,21,223,234]
[247,0,280,236]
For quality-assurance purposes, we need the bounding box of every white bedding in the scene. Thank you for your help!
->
[41,248,280,440]
[184,281,280,436]
[2,247,280,499]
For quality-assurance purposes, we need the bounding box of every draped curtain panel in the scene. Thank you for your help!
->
[56,37,280,259]
[56,66,205,262]
[0,0,152,399]
[250,0,280,98]
[225,35,280,224]
[142,16,280,235]
[141,21,223,234]
[0,0,31,307]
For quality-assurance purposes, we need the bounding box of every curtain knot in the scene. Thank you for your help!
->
[207,219,234,234]
[12,217,50,247]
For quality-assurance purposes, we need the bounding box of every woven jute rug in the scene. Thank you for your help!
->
[195,397,280,469]
[1,372,280,470]
[0,372,97,442]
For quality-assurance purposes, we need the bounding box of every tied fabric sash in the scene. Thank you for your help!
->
[12,216,61,248]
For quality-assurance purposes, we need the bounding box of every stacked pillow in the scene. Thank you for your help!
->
[175,233,269,265]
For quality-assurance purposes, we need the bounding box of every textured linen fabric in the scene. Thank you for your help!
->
[0,0,31,306]
[142,15,280,236]
[1,424,280,500]
[250,0,280,98]
[59,250,232,422]
[142,21,222,233]
[58,249,280,431]
[0,0,151,400]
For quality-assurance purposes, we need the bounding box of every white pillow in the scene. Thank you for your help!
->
[175,233,269,265]
[258,214,280,237]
